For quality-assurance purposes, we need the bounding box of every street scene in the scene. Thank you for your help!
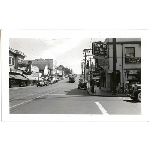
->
[9,38,141,114]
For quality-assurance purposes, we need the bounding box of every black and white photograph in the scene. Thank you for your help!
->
[8,37,141,115]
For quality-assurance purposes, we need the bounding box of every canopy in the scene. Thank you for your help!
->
[9,74,28,80]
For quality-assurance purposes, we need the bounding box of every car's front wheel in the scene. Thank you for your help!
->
[138,93,141,101]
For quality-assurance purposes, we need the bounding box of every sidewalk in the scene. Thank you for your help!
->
[87,86,127,97]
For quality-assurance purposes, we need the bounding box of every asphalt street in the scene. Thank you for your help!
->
[9,77,141,114]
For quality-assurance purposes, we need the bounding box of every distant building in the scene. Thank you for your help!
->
[82,49,95,80]
[57,65,64,77]
[24,58,53,76]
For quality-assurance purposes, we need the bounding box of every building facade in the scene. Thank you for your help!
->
[9,47,26,70]
[9,47,29,87]
[100,38,141,91]
[24,58,53,76]
[82,49,95,80]
[57,65,64,77]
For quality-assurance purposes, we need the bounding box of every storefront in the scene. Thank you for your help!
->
[107,70,120,91]
[124,69,141,87]
[9,68,29,88]
[9,74,29,88]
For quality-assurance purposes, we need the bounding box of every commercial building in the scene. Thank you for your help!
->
[82,49,95,80]
[9,47,29,87]
[57,65,64,77]
[24,58,53,75]
[24,58,54,82]
[99,38,141,91]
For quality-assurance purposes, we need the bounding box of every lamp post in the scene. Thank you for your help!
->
[83,52,86,80]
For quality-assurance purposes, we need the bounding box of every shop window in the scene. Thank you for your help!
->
[9,57,11,64]
[9,56,14,65]
[125,47,135,58]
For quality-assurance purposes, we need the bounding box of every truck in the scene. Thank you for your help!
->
[69,75,75,83]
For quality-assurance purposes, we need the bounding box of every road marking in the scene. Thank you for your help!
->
[10,99,33,108]
[10,85,68,109]
[10,90,65,109]
[95,102,109,115]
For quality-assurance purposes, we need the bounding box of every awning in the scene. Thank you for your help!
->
[27,76,38,80]
[9,75,15,79]
[9,74,28,80]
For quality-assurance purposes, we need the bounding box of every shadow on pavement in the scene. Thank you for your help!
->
[123,99,141,103]
[65,81,77,83]
[64,88,89,96]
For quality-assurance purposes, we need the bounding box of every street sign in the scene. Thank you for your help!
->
[125,57,141,63]
[98,59,109,67]
[93,56,105,59]
[92,41,108,57]
[128,70,137,74]
[93,71,100,77]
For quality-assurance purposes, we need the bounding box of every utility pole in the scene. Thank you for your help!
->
[121,44,124,91]
[84,52,86,80]
[113,38,116,95]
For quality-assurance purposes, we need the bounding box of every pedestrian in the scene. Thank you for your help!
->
[134,84,138,91]
[117,83,121,93]
[124,83,129,94]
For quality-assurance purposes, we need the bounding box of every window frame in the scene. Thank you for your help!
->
[125,47,135,58]
[9,56,15,66]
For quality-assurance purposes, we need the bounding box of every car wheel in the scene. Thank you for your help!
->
[138,93,141,101]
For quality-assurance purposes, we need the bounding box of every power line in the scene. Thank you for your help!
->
[9,39,35,57]
[39,39,56,58]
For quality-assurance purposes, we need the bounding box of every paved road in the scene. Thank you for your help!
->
[9,77,141,114]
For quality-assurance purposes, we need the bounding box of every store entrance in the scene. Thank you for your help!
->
[110,70,121,91]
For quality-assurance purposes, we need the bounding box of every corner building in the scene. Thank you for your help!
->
[101,38,141,92]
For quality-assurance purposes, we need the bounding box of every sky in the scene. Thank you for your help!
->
[9,38,105,74]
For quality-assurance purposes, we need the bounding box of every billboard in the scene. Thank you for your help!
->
[92,42,108,57]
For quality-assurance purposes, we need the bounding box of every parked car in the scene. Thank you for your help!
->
[65,75,68,78]
[20,81,26,87]
[69,76,75,83]
[78,79,87,89]
[37,80,44,87]
[129,84,141,101]
[61,77,65,80]
[44,80,49,86]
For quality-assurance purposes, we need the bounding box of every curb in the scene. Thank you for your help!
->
[87,89,128,97]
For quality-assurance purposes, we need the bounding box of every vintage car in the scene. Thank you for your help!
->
[44,80,49,86]
[69,75,75,83]
[78,79,87,89]
[129,84,141,101]
[37,80,45,87]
